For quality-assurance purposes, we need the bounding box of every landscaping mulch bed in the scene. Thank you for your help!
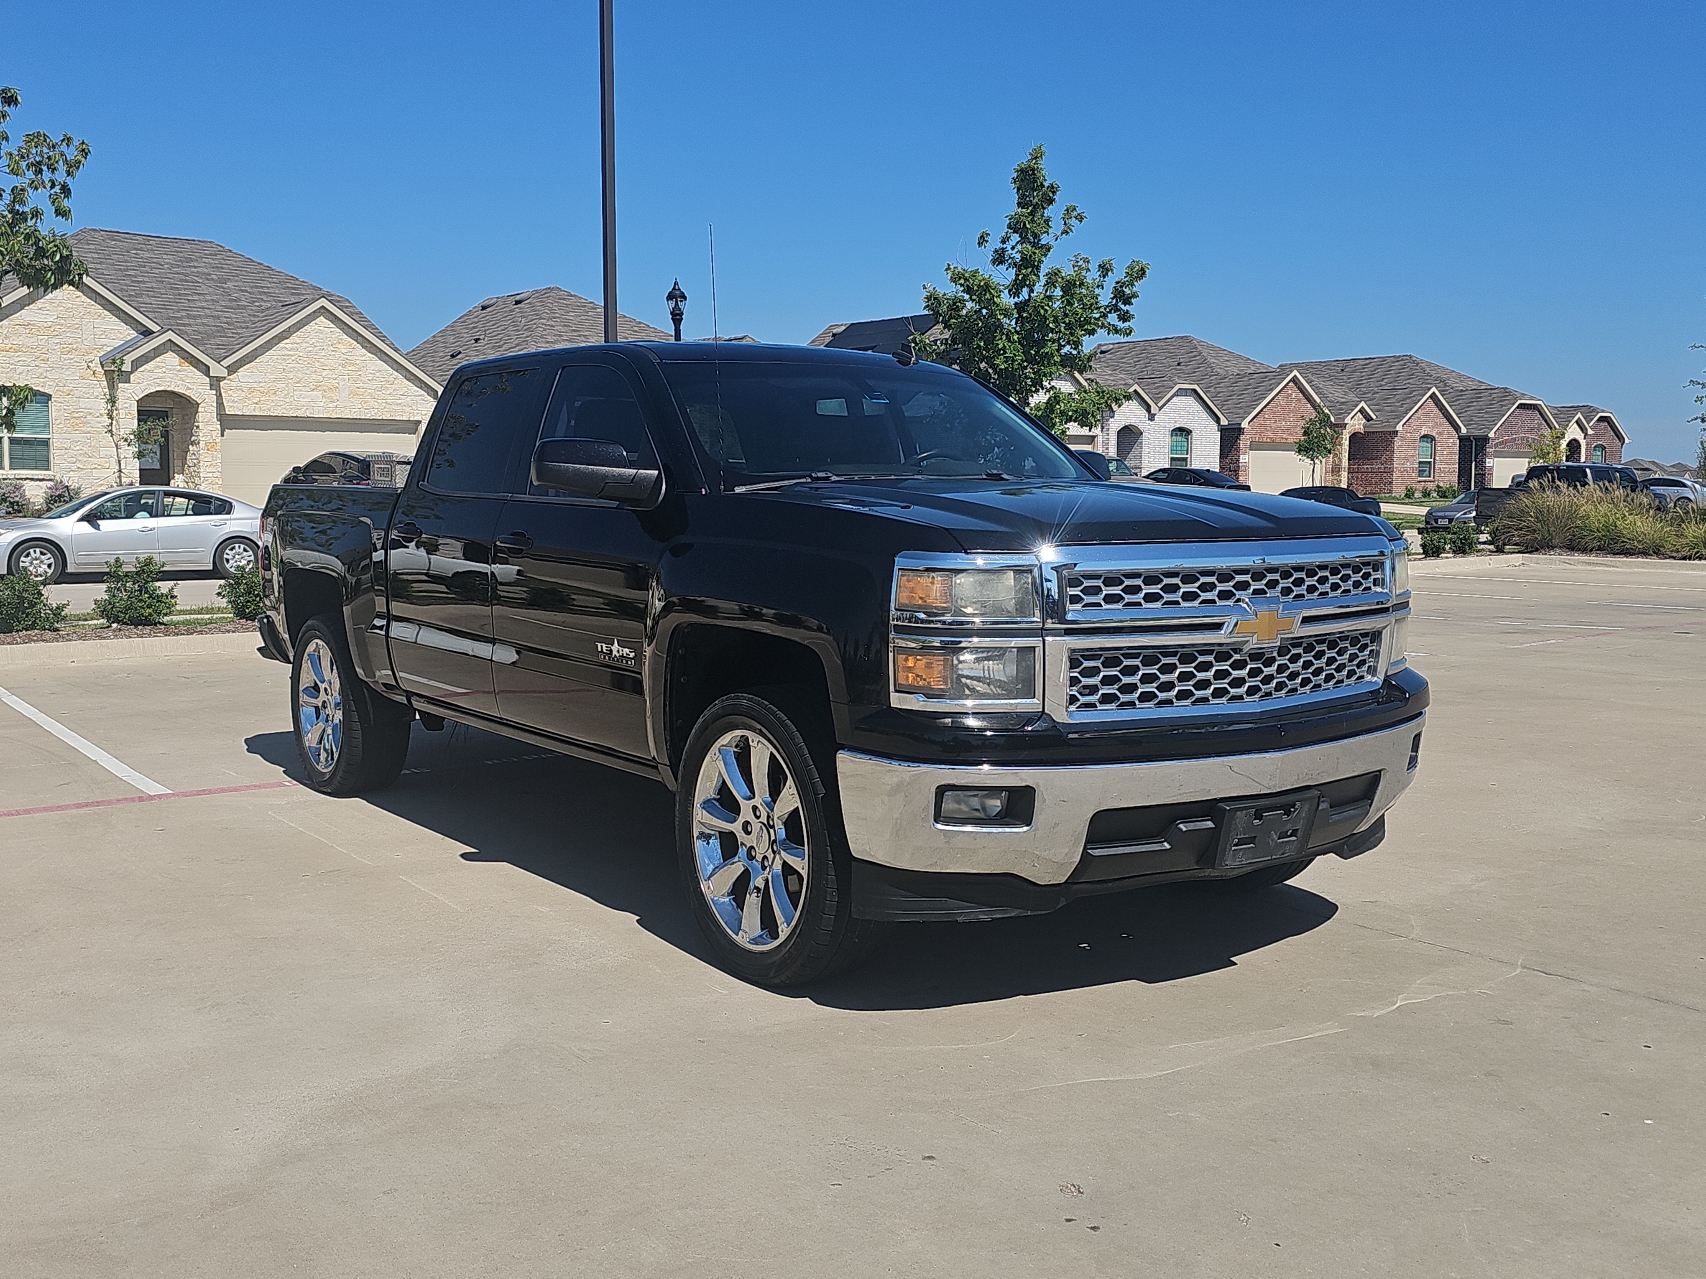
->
[0,621,256,646]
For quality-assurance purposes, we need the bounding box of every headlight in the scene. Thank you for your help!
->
[894,567,1038,623]
[1391,547,1409,595]
[893,642,1039,704]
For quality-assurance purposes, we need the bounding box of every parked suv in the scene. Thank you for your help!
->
[1639,475,1704,510]
[1519,463,1639,491]
[1280,485,1384,517]
[261,342,1425,986]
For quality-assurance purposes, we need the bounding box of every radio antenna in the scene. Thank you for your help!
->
[708,222,719,341]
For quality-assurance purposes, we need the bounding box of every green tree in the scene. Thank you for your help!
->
[912,145,1149,438]
[1528,424,1567,466]
[1,86,91,433]
[1293,406,1339,483]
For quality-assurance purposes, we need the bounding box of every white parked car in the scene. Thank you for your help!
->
[0,486,263,584]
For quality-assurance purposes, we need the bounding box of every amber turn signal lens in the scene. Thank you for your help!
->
[895,570,953,612]
[894,651,951,691]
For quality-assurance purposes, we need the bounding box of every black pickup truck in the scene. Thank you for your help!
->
[260,342,1426,985]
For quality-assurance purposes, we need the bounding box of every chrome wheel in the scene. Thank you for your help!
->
[297,638,344,773]
[220,539,257,574]
[692,728,809,952]
[14,544,59,582]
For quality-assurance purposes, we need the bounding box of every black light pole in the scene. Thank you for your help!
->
[599,0,618,343]
[666,278,687,341]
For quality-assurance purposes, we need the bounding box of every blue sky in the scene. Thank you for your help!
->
[9,0,1705,460]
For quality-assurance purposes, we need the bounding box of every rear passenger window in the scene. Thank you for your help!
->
[526,364,658,497]
[427,367,549,494]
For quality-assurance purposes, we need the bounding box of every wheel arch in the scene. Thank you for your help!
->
[658,620,844,786]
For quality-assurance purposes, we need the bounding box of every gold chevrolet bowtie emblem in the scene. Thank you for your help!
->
[1233,609,1297,644]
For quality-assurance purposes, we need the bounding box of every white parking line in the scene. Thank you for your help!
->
[0,684,171,796]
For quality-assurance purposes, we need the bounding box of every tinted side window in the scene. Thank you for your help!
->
[534,364,657,474]
[428,368,549,494]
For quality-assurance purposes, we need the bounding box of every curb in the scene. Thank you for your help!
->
[1409,555,1524,574]
[0,630,265,668]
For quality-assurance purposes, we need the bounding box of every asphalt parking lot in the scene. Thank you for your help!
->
[3,555,1702,1277]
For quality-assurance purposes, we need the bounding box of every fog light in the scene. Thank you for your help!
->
[1407,732,1423,773]
[939,788,1008,822]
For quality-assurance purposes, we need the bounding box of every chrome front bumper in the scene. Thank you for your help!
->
[836,714,1424,886]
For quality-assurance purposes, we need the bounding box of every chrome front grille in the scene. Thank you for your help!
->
[1066,630,1383,713]
[1066,558,1386,612]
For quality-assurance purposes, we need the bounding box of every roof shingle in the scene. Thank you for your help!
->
[407,286,669,381]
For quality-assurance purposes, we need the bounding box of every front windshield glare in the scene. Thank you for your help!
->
[43,490,113,519]
[661,361,1081,484]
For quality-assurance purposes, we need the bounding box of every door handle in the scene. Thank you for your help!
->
[393,520,423,540]
[495,532,534,553]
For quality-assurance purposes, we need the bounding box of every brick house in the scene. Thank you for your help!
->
[1547,405,1628,466]
[409,286,669,383]
[1086,337,1365,490]
[1280,357,1467,494]
[0,229,441,507]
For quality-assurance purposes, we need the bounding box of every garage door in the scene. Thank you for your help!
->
[1246,443,1314,494]
[220,418,423,508]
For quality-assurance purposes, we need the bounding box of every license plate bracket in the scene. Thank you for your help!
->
[1213,789,1320,868]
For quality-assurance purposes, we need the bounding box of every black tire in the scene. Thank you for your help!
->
[9,540,64,585]
[290,615,412,796]
[1674,498,1694,512]
[214,537,259,579]
[1200,856,1316,893]
[676,691,889,987]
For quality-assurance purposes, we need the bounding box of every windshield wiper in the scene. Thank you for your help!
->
[732,472,843,493]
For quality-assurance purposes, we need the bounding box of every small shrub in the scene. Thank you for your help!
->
[42,478,81,510]
[1491,483,1584,552]
[1420,533,1447,558]
[217,566,263,621]
[1402,485,1416,499]
[93,556,178,626]
[1435,483,1460,501]
[1419,485,1434,499]
[1448,522,1479,556]
[1672,516,1706,560]
[0,572,67,633]
[0,477,29,516]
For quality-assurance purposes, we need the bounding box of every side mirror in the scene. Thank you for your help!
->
[531,438,662,507]
[1072,449,1111,481]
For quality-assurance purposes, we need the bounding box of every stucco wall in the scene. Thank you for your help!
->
[0,284,146,493]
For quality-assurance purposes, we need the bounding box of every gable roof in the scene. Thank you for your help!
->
[808,313,941,356]
[0,228,400,363]
[1089,336,1347,426]
[1283,353,1550,438]
[1548,402,1628,444]
[408,286,669,381]
[1278,356,1465,435]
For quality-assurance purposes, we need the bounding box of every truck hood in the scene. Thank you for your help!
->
[761,478,1392,551]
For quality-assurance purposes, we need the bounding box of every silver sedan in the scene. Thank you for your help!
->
[0,486,263,584]
[1640,475,1706,510]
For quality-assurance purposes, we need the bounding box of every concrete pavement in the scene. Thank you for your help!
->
[2,557,1702,1276]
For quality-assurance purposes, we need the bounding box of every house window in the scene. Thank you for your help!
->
[1169,427,1191,463]
[1591,444,1606,463]
[3,392,51,472]
[1417,434,1434,480]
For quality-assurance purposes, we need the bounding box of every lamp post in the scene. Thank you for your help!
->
[666,279,687,342]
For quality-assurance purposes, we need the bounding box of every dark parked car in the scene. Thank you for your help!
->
[1281,485,1384,517]
[1638,476,1704,510]
[1424,490,1480,530]
[282,451,413,488]
[1146,467,1250,490]
[261,342,1423,986]
[1518,463,1639,491]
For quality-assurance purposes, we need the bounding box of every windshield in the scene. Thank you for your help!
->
[660,360,1082,485]
[42,490,114,519]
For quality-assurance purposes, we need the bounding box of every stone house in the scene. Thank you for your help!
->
[0,228,441,508]
[1085,337,1363,490]
[408,286,669,383]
